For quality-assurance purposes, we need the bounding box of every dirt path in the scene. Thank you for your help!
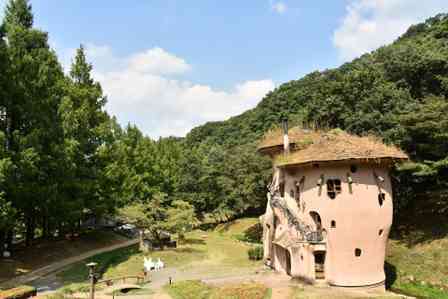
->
[0,239,138,289]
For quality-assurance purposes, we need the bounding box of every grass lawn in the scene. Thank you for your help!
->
[0,230,128,282]
[215,218,259,236]
[386,238,448,299]
[164,280,271,299]
[57,218,262,290]
[385,214,448,299]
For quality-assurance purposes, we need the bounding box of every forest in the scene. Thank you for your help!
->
[1,0,448,252]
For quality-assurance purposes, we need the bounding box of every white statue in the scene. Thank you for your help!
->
[154,258,164,271]
[143,257,154,272]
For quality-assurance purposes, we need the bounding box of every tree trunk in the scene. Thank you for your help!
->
[42,215,49,239]
[5,230,13,256]
[0,229,4,254]
[25,213,35,247]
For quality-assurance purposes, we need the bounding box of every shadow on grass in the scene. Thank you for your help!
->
[170,247,204,254]
[58,244,140,285]
[216,222,234,233]
[391,207,448,246]
[0,230,125,284]
[182,238,206,245]
[384,261,397,290]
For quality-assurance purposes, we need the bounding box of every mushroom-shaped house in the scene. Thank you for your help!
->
[258,127,408,289]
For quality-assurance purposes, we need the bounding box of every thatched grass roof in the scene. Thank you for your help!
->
[257,127,322,153]
[258,127,408,167]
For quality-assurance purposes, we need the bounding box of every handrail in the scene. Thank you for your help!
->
[305,231,324,243]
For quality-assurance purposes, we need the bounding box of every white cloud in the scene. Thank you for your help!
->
[271,1,287,14]
[63,44,275,138]
[333,0,448,61]
[128,47,190,75]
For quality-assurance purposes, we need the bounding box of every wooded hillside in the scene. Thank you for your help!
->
[185,13,448,222]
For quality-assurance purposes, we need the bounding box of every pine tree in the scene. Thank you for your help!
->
[58,45,112,226]
[4,0,33,29]
[2,0,65,246]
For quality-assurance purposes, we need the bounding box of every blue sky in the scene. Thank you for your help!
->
[1,0,448,138]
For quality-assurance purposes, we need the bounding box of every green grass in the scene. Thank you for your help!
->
[58,245,142,284]
[164,280,213,299]
[57,220,262,290]
[215,218,259,237]
[391,282,448,299]
[0,230,127,282]
[385,216,448,299]
[164,280,271,299]
[289,286,399,299]
[60,282,92,294]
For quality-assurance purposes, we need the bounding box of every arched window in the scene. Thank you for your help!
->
[355,248,362,257]
[331,220,336,228]
[309,211,322,230]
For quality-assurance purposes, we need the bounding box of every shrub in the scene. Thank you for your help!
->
[243,223,263,243]
[0,286,36,299]
[247,245,263,260]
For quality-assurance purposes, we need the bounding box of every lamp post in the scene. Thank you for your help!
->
[86,262,98,299]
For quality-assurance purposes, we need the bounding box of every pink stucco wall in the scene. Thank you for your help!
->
[264,162,393,288]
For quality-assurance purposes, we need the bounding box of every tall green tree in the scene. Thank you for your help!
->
[2,0,65,245]
[58,45,112,228]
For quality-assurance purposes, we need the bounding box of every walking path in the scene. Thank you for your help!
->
[0,239,138,289]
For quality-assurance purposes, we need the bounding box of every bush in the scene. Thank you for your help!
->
[243,223,263,243]
[0,286,36,299]
[247,246,263,260]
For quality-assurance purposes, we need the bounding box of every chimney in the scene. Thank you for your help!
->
[282,116,289,154]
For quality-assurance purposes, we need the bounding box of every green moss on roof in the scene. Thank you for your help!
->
[259,127,408,166]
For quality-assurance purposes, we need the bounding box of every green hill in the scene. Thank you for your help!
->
[184,13,448,219]
[187,13,448,149]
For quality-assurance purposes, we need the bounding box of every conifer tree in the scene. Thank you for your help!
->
[2,0,65,246]
[4,0,33,29]
[58,45,111,225]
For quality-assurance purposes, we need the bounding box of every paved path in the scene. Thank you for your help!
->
[0,239,138,289]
